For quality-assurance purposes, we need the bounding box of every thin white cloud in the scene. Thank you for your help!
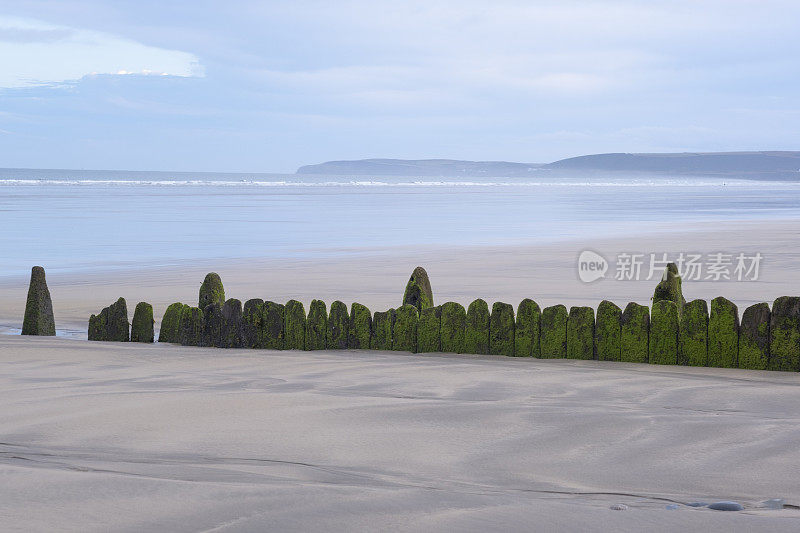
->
[0,16,203,88]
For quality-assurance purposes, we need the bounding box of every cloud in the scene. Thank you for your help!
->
[0,1,799,170]
[0,16,203,88]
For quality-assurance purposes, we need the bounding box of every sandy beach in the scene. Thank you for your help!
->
[1,219,798,336]
[2,219,799,531]
[1,335,799,531]
[5,2,800,530]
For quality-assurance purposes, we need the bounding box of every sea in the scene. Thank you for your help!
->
[2,167,800,278]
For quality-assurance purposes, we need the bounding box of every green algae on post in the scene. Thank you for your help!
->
[595,300,621,361]
[620,302,649,363]
[327,300,349,349]
[220,298,243,348]
[348,303,372,349]
[158,302,186,343]
[464,299,490,355]
[440,302,466,354]
[21,266,55,336]
[241,298,265,348]
[708,297,739,368]
[679,299,708,366]
[739,302,770,370]
[489,302,515,356]
[769,296,800,371]
[393,304,419,352]
[178,306,203,346]
[284,300,307,350]
[514,299,540,358]
[88,297,130,342]
[201,303,223,347]
[652,263,685,316]
[402,266,434,312]
[199,272,225,310]
[372,309,395,350]
[650,300,678,365]
[540,305,567,359]
[306,299,328,350]
[417,305,442,353]
[261,301,285,350]
[130,302,154,343]
[566,306,594,360]
[87,313,102,341]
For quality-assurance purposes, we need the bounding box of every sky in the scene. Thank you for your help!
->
[0,0,798,173]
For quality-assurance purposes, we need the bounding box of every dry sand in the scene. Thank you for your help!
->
[1,336,799,532]
[1,219,798,336]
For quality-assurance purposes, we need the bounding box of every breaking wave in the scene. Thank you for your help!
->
[0,178,764,187]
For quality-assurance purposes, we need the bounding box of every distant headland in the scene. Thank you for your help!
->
[296,159,544,177]
[297,151,800,180]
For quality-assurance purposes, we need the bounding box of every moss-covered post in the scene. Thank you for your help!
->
[158,302,185,343]
[595,300,622,361]
[284,300,306,350]
[220,299,243,348]
[464,299,490,355]
[131,302,154,343]
[653,263,685,316]
[202,303,223,347]
[87,298,129,342]
[372,309,395,350]
[178,306,203,346]
[679,299,708,366]
[88,313,103,341]
[769,296,800,371]
[620,302,649,363]
[738,302,770,370]
[306,299,327,350]
[348,303,372,349]
[440,302,466,353]
[566,306,594,360]
[489,302,515,356]
[650,300,678,365]
[417,305,442,353]
[241,298,265,348]
[393,304,418,352]
[540,305,567,359]
[402,266,434,312]
[708,297,739,368]
[22,266,55,336]
[102,298,130,342]
[327,300,349,349]
[261,301,285,350]
[514,299,540,358]
[199,272,225,309]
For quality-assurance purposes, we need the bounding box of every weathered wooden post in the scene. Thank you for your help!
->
[306,299,328,350]
[650,300,678,365]
[464,299,490,355]
[595,300,622,361]
[620,302,649,363]
[739,302,770,370]
[440,302,466,353]
[679,299,708,366]
[540,305,567,359]
[708,297,738,368]
[514,298,541,358]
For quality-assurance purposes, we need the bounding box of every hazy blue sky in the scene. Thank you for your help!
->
[0,1,798,172]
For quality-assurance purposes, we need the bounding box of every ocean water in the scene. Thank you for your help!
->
[2,168,800,277]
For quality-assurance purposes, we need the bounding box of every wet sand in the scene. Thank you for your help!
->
[1,336,799,531]
[0,219,799,337]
